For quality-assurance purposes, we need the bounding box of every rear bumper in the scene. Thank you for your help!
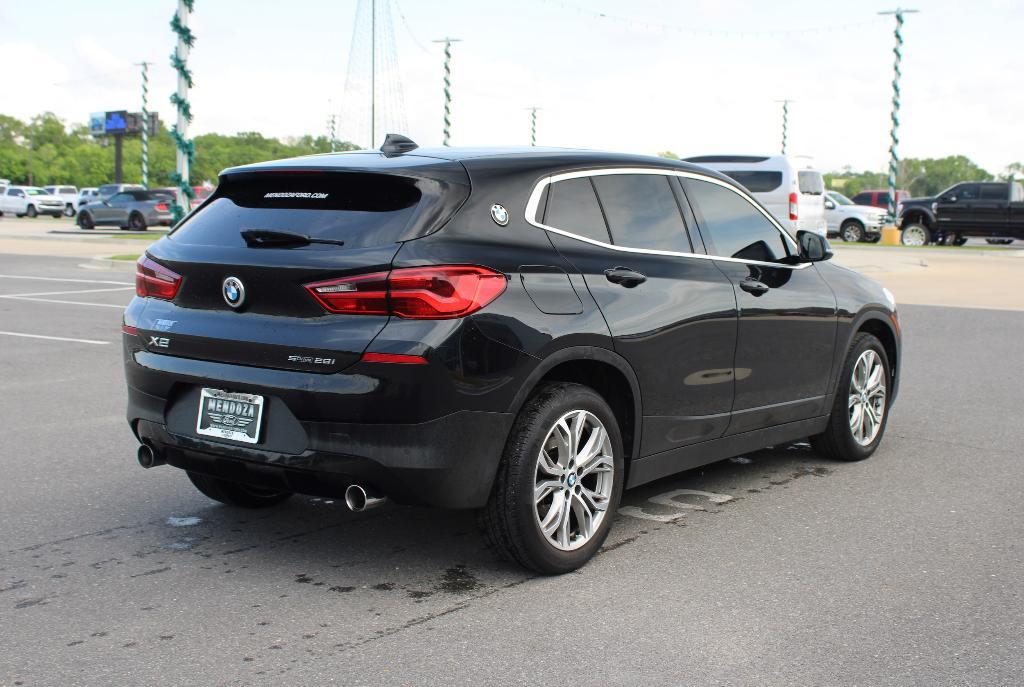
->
[131,408,512,509]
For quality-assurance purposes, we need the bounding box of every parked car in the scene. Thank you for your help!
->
[43,185,79,216]
[683,154,828,237]
[824,191,887,242]
[0,186,66,217]
[851,189,911,211]
[79,187,100,208]
[77,190,174,230]
[124,140,901,574]
[96,183,146,201]
[897,181,1024,246]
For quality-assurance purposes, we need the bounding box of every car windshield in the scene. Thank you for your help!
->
[25,188,47,196]
[828,192,854,205]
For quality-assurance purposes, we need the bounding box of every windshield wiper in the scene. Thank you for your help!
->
[241,229,345,248]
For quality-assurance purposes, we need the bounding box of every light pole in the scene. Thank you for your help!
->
[170,0,196,222]
[136,61,152,186]
[879,8,918,221]
[776,99,794,155]
[527,107,540,146]
[432,38,461,146]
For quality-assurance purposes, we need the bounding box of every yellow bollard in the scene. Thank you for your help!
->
[880,225,901,246]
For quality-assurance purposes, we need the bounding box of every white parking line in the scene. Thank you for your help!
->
[0,295,125,309]
[3,286,135,298]
[0,330,110,345]
[0,274,133,286]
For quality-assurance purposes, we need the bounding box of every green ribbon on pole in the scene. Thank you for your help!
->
[169,0,195,223]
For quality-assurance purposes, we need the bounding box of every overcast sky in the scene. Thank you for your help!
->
[2,0,1021,174]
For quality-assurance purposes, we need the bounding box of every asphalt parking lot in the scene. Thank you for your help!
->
[1,251,1022,686]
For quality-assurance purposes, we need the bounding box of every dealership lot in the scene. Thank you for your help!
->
[1,251,1022,685]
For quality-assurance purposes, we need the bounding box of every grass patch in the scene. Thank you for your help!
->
[108,254,141,261]
[106,233,163,240]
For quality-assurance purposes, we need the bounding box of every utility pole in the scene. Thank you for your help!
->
[327,99,337,152]
[776,99,794,155]
[170,0,195,222]
[432,37,461,146]
[879,8,918,220]
[136,61,152,186]
[527,107,540,146]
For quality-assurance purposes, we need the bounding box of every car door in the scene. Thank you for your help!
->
[534,170,738,455]
[103,193,133,225]
[974,184,1009,234]
[682,176,838,435]
[6,188,26,214]
[936,184,979,232]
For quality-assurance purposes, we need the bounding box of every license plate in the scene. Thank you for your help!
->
[196,388,264,444]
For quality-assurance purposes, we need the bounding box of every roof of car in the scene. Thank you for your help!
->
[221,146,734,183]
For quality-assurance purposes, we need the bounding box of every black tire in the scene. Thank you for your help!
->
[944,232,966,246]
[840,220,865,243]
[77,212,94,230]
[26,205,37,218]
[865,234,882,243]
[128,212,147,231]
[811,333,891,462]
[186,471,293,508]
[478,382,625,574]
[64,203,76,217]
[986,238,1013,245]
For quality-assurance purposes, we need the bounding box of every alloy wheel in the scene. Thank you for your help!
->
[901,225,928,246]
[842,222,864,243]
[533,409,614,551]
[848,349,886,446]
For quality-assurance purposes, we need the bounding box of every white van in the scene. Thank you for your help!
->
[682,154,827,237]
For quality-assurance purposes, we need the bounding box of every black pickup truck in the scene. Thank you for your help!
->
[897,181,1024,246]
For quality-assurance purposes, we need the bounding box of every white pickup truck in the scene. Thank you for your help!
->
[0,185,66,218]
[44,185,80,216]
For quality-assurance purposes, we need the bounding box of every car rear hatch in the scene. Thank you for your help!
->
[136,155,470,374]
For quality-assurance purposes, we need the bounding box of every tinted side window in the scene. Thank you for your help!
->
[851,192,871,205]
[722,171,783,193]
[543,177,611,244]
[685,179,789,263]
[110,193,131,203]
[591,174,690,252]
[979,185,1007,200]
[957,185,979,200]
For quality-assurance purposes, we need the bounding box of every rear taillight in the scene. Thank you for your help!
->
[305,265,507,319]
[789,192,799,221]
[135,255,182,300]
[155,202,169,212]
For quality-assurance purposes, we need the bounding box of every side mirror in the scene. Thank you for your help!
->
[796,230,833,262]
[824,200,836,210]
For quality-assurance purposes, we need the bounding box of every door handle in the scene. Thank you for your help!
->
[604,267,647,288]
[739,278,769,296]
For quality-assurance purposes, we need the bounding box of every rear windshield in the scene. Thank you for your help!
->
[721,171,783,193]
[798,171,824,195]
[171,173,424,249]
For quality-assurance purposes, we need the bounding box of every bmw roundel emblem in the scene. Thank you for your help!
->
[222,276,245,309]
[490,203,509,226]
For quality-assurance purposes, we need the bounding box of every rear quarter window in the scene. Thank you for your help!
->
[798,171,824,195]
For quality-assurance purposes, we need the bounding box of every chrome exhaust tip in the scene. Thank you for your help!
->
[345,484,387,512]
[136,442,165,469]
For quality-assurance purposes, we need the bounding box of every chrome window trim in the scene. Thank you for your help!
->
[524,167,811,270]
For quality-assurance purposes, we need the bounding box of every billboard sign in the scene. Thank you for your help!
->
[89,112,105,136]
[104,110,128,134]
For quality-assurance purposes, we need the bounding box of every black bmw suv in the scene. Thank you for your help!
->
[124,137,901,574]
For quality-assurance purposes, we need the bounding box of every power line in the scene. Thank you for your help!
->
[540,0,886,38]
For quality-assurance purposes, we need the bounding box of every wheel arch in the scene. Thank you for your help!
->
[900,208,934,229]
[509,346,643,470]
[849,310,900,401]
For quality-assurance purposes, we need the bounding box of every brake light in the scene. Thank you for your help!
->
[789,192,799,221]
[122,324,138,336]
[305,265,507,319]
[155,202,169,212]
[361,352,429,365]
[135,255,182,300]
